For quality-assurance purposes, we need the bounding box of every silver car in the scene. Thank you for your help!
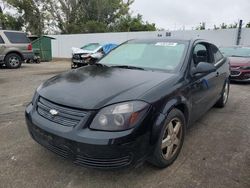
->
[0,30,34,69]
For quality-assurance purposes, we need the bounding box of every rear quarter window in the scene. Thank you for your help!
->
[4,32,30,44]
[0,35,4,44]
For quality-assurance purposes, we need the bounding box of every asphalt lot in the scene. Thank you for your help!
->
[0,61,249,188]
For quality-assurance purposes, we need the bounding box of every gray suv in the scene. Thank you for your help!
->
[0,30,34,69]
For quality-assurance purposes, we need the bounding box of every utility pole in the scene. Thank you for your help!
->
[236,20,243,45]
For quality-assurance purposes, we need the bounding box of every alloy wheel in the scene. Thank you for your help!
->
[223,83,229,104]
[9,56,20,67]
[161,118,183,160]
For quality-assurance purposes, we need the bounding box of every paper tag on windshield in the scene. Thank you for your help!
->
[155,42,178,47]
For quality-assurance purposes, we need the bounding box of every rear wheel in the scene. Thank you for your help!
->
[215,79,229,108]
[5,53,22,69]
[149,109,185,168]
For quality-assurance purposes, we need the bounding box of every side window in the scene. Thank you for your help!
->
[4,32,30,43]
[0,35,4,44]
[211,44,224,63]
[192,43,211,66]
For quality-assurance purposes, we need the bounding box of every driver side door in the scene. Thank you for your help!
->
[189,42,219,122]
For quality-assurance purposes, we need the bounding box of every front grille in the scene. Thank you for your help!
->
[73,54,81,60]
[231,70,241,76]
[74,155,131,168]
[37,97,87,127]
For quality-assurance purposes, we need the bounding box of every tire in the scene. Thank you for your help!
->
[5,53,22,69]
[215,79,230,108]
[149,109,186,168]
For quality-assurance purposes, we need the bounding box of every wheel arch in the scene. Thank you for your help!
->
[162,97,190,126]
[150,97,190,145]
[4,51,24,61]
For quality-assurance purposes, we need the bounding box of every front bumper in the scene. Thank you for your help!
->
[71,58,88,68]
[25,103,153,169]
[230,70,250,82]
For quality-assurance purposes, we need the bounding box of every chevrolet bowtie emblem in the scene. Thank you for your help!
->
[49,109,58,116]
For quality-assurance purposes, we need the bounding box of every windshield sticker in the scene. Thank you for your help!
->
[155,42,178,47]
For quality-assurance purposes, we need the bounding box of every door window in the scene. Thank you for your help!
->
[211,44,224,63]
[192,43,211,66]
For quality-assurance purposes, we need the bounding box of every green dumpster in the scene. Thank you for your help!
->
[29,35,55,62]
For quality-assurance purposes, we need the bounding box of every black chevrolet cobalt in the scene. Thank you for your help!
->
[25,38,230,169]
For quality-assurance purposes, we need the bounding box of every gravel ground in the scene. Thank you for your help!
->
[0,61,249,188]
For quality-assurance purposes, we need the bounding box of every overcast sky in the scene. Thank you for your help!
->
[131,0,250,30]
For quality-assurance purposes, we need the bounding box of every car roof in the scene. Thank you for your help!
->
[0,30,25,33]
[220,45,250,48]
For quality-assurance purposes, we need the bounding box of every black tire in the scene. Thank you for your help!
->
[149,108,186,168]
[5,53,22,69]
[215,79,230,108]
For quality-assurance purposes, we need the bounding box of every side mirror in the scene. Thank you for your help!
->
[191,62,216,76]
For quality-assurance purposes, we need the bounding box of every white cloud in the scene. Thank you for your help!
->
[131,0,250,30]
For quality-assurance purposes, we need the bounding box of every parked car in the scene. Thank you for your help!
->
[0,30,34,69]
[25,38,230,169]
[71,43,117,69]
[220,46,250,82]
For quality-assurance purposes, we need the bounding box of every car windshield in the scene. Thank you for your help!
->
[99,41,187,71]
[220,47,250,58]
[81,43,101,51]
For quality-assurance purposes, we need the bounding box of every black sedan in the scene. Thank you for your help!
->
[25,38,230,169]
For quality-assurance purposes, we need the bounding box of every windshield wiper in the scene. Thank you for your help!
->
[231,55,246,58]
[111,65,145,70]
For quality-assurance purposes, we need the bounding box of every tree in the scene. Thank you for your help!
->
[196,22,206,30]
[0,5,23,30]
[4,0,46,35]
[3,0,156,34]
[41,0,135,34]
[220,23,227,29]
[213,25,219,30]
[246,22,250,28]
[113,14,156,32]
[228,22,238,29]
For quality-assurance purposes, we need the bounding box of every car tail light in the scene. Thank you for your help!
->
[27,43,32,51]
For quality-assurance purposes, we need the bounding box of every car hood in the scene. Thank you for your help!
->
[71,46,102,54]
[229,57,250,67]
[38,66,175,110]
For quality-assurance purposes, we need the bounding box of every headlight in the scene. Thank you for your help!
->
[31,84,42,105]
[241,66,250,70]
[90,101,150,131]
[81,54,90,58]
[31,91,39,105]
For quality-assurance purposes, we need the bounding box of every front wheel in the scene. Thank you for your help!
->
[215,79,230,108]
[149,109,185,168]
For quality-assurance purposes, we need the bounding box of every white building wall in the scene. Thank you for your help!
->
[49,29,250,58]
[240,28,250,46]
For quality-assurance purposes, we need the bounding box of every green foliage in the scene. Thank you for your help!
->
[2,0,155,34]
[220,23,227,29]
[246,22,250,28]
[4,0,45,35]
[113,14,156,32]
[213,25,219,30]
[228,22,238,29]
[196,22,206,30]
[0,6,23,30]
